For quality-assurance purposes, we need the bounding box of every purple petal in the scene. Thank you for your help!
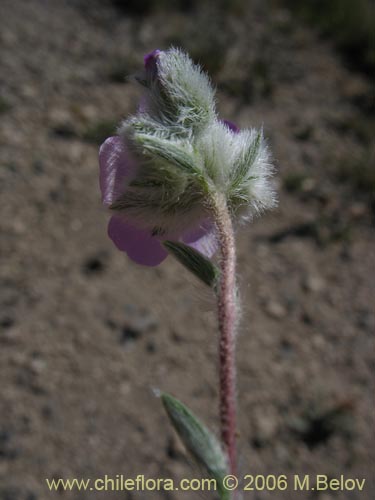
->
[99,136,138,207]
[108,216,168,266]
[144,49,162,76]
[222,119,240,134]
[182,220,218,258]
[138,95,147,114]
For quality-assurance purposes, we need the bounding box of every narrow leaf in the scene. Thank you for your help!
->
[163,240,219,288]
[161,393,229,499]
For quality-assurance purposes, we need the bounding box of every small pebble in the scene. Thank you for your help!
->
[302,274,325,293]
[265,301,287,319]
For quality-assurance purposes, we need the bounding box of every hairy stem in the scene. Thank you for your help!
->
[210,193,238,479]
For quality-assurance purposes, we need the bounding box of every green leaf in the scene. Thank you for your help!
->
[161,393,229,500]
[163,240,219,288]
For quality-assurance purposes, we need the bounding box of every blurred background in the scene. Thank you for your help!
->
[0,0,374,498]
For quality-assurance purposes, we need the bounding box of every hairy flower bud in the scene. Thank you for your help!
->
[99,48,276,265]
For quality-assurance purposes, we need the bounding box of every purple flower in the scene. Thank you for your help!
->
[98,50,241,267]
[99,136,218,266]
[144,49,161,77]
[222,120,240,134]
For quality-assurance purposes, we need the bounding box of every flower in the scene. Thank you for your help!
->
[99,135,218,266]
[144,49,161,76]
[99,48,276,266]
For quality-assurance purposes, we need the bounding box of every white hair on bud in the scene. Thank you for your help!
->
[114,48,276,234]
[196,120,240,186]
[150,48,217,132]
[196,120,277,217]
[230,128,277,218]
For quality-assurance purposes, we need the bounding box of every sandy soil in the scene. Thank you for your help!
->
[0,1,374,499]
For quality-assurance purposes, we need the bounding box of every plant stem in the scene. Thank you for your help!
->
[210,193,238,479]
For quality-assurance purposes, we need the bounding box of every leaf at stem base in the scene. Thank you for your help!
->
[163,240,219,288]
[161,392,230,499]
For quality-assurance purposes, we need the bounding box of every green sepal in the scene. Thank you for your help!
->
[133,133,202,176]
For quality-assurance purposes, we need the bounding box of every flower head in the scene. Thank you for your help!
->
[99,48,276,265]
[99,135,217,266]
[144,49,161,76]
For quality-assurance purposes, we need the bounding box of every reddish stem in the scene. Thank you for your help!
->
[211,194,238,478]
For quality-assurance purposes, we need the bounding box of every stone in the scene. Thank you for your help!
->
[302,274,325,293]
[265,301,287,319]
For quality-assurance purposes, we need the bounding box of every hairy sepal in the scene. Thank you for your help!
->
[198,121,276,216]
[132,132,203,177]
[149,48,217,133]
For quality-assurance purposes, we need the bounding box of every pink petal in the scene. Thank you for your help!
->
[99,136,138,207]
[138,95,147,114]
[222,119,240,134]
[182,220,218,258]
[144,49,161,75]
[108,216,168,267]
